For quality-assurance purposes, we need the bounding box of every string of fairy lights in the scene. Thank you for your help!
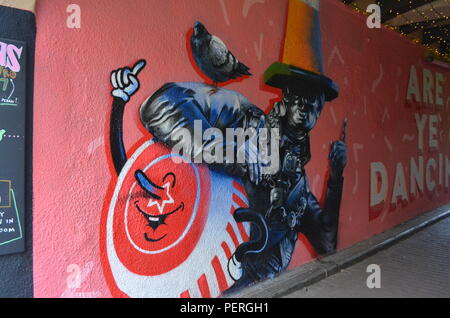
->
[343,0,450,62]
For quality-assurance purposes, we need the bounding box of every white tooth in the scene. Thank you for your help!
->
[149,217,159,222]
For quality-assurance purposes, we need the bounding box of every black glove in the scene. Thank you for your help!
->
[329,119,348,182]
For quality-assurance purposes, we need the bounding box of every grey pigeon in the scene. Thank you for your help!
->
[191,21,251,87]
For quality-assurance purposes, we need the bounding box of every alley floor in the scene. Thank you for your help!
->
[284,217,450,298]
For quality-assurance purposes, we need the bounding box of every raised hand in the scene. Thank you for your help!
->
[329,119,348,181]
[111,60,146,102]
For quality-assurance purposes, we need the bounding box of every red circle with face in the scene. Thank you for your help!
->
[111,142,210,276]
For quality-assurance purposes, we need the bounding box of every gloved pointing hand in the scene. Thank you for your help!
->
[329,119,348,182]
[111,60,146,102]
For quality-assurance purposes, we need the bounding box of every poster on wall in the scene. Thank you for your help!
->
[0,38,26,256]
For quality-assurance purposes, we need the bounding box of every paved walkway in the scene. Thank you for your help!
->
[284,217,450,298]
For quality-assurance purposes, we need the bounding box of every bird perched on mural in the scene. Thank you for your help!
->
[191,21,251,90]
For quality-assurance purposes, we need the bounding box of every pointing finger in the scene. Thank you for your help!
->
[341,118,348,143]
[132,60,146,76]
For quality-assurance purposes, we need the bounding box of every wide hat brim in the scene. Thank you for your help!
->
[264,62,339,102]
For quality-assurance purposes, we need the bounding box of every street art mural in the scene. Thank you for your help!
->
[31,0,450,298]
[101,0,348,297]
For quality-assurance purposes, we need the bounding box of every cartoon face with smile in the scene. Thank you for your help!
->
[133,170,185,243]
[109,143,210,276]
[124,163,199,254]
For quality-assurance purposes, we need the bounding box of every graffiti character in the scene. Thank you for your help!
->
[107,0,347,296]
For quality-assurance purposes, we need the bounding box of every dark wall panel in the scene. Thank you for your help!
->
[0,5,35,298]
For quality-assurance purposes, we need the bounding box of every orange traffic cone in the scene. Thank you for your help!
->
[264,0,339,101]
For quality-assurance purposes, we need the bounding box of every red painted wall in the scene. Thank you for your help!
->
[32,0,450,297]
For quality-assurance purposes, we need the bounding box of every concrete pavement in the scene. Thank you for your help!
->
[285,216,450,298]
[230,204,450,298]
